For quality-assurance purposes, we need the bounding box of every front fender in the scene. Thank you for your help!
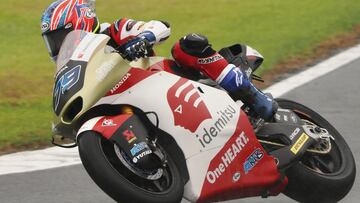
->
[77,114,133,140]
[76,116,104,139]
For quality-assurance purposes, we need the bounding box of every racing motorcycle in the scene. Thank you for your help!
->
[52,30,356,203]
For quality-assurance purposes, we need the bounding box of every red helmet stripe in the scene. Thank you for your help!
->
[65,0,77,23]
[51,0,68,30]
[48,0,97,32]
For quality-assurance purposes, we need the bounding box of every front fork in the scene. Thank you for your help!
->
[77,106,166,174]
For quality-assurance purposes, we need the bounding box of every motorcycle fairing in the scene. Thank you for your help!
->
[94,62,284,202]
[53,31,131,127]
[53,60,87,115]
[95,67,240,158]
[196,110,286,202]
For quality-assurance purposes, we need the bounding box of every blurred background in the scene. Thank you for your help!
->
[1,0,360,154]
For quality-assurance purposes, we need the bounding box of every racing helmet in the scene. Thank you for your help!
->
[41,0,100,61]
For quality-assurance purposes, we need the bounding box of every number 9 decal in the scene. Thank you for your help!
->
[53,65,82,112]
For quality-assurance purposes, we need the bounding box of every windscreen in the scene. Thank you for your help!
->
[55,30,89,72]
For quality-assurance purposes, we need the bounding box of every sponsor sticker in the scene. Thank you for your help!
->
[291,133,309,154]
[41,22,50,32]
[191,33,205,40]
[132,150,152,163]
[102,119,117,127]
[244,67,252,78]
[122,129,137,143]
[95,61,116,82]
[126,20,138,31]
[167,78,212,133]
[232,172,241,183]
[275,113,281,121]
[206,132,249,184]
[283,115,288,121]
[65,23,72,29]
[110,73,131,94]
[85,8,96,18]
[289,127,300,140]
[198,54,223,64]
[243,148,264,174]
[130,142,148,156]
[232,68,244,87]
[290,113,298,123]
[196,105,237,148]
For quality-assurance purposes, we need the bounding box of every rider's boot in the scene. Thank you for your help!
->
[171,33,277,121]
[218,68,278,121]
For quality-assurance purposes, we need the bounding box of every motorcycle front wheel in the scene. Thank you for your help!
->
[77,131,184,203]
[277,99,356,203]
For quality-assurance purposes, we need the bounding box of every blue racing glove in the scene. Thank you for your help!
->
[121,31,156,61]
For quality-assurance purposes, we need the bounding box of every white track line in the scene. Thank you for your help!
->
[1,44,360,176]
[0,147,80,175]
[266,44,360,98]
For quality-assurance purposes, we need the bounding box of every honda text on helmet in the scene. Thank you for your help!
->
[41,0,99,61]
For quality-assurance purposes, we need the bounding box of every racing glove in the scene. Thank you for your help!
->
[120,31,156,61]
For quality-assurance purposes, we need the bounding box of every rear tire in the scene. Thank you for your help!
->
[78,131,184,203]
[277,99,356,203]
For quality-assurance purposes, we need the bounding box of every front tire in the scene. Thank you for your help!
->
[78,131,184,203]
[277,99,356,203]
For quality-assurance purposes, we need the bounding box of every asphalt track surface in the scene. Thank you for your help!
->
[1,58,359,203]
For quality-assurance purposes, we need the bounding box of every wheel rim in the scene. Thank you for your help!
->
[114,144,164,180]
[293,110,343,175]
[98,137,175,194]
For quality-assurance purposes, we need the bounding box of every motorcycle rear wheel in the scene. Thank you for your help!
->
[277,99,356,203]
[78,131,184,203]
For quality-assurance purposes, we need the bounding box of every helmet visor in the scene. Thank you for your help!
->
[42,25,73,60]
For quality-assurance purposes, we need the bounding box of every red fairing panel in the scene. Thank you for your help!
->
[197,110,286,203]
[92,114,132,139]
[105,59,175,96]
[147,59,176,73]
[167,78,212,133]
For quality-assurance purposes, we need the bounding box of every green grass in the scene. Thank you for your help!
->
[1,0,360,151]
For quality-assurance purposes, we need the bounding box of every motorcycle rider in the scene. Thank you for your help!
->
[41,0,277,120]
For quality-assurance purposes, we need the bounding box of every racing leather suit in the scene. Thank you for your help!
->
[101,19,276,120]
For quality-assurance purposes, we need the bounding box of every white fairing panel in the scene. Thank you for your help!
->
[71,33,109,62]
[97,70,242,201]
